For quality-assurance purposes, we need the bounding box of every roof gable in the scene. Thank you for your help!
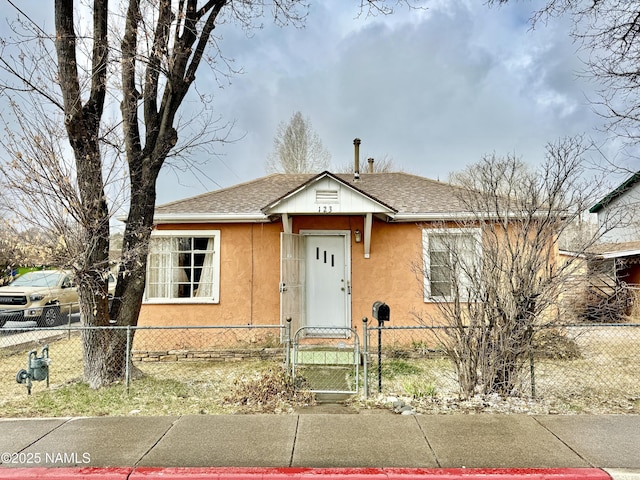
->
[590,171,640,213]
[263,171,396,215]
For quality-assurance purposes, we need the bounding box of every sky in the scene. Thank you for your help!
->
[155,0,637,205]
[1,0,638,209]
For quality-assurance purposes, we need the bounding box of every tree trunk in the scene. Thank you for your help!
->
[76,156,158,389]
[52,0,223,389]
[55,0,114,388]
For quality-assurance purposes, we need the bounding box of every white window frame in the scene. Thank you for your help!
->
[145,229,221,304]
[422,227,482,302]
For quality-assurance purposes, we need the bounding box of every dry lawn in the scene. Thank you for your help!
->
[0,334,292,417]
[1,324,638,417]
[370,324,640,415]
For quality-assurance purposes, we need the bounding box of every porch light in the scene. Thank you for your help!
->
[354,230,361,243]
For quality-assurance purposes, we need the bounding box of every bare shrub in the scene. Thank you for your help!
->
[533,328,581,360]
[224,366,315,413]
[414,141,607,399]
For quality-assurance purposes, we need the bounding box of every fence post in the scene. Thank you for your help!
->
[125,325,131,393]
[67,303,74,340]
[285,318,292,374]
[378,323,384,394]
[362,317,369,398]
[529,348,536,399]
[528,326,536,399]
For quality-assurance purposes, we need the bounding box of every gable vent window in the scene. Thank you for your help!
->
[316,190,339,203]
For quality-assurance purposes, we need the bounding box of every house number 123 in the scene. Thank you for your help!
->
[318,205,333,213]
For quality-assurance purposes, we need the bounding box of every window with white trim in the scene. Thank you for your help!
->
[422,228,481,301]
[146,230,220,303]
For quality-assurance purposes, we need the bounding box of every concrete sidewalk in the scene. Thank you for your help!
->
[0,413,638,479]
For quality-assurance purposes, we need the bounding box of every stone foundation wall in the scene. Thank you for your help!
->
[132,347,284,363]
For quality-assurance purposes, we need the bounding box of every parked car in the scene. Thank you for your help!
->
[0,270,78,327]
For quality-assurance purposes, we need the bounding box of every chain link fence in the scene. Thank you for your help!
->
[0,311,287,404]
[1,309,639,413]
[363,322,640,411]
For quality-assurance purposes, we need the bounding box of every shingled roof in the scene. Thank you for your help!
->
[588,240,640,258]
[154,171,470,222]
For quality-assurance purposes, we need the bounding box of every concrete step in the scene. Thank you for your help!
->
[315,392,354,404]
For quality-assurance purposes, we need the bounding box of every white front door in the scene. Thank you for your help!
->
[304,233,350,329]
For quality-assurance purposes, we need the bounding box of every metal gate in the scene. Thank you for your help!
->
[291,327,360,394]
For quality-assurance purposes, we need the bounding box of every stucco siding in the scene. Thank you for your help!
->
[139,223,282,327]
[351,220,429,326]
[140,216,434,329]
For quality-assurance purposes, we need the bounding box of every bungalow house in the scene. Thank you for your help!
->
[137,155,479,340]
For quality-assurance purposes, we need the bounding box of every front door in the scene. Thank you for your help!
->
[304,233,350,330]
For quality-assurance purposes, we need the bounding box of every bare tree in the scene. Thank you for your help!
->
[414,138,607,398]
[489,1,640,147]
[266,111,331,173]
[0,96,89,263]
[335,153,399,173]
[0,0,413,388]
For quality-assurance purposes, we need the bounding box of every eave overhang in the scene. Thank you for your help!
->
[597,249,640,260]
[151,213,271,224]
[390,212,481,222]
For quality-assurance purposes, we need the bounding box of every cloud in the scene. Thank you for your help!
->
[183,0,600,189]
[0,0,616,204]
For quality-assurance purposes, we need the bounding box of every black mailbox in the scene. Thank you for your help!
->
[372,301,390,322]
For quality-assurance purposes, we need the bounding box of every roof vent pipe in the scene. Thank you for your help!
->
[353,138,361,180]
[368,157,374,173]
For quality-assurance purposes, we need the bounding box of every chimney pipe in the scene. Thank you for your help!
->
[368,157,374,173]
[353,138,361,180]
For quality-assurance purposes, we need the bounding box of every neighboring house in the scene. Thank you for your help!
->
[138,165,481,339]
[570,240,640,322]
[588,241,640,285]
[583,172,640,320]
[590,171,640,244]
[589,171,640,286]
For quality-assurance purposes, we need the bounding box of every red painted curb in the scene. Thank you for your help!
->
[0,467,132,479]
[382,469,612,480]
[131,467,614,480]
[0,467,613,480]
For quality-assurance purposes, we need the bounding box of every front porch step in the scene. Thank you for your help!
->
[294,349,357,365]
[314,392,356,404]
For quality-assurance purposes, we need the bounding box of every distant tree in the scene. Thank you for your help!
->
[335,154,398,173]
[266,112,331,173]
[0,229,18,285]
[0,225,57,285]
